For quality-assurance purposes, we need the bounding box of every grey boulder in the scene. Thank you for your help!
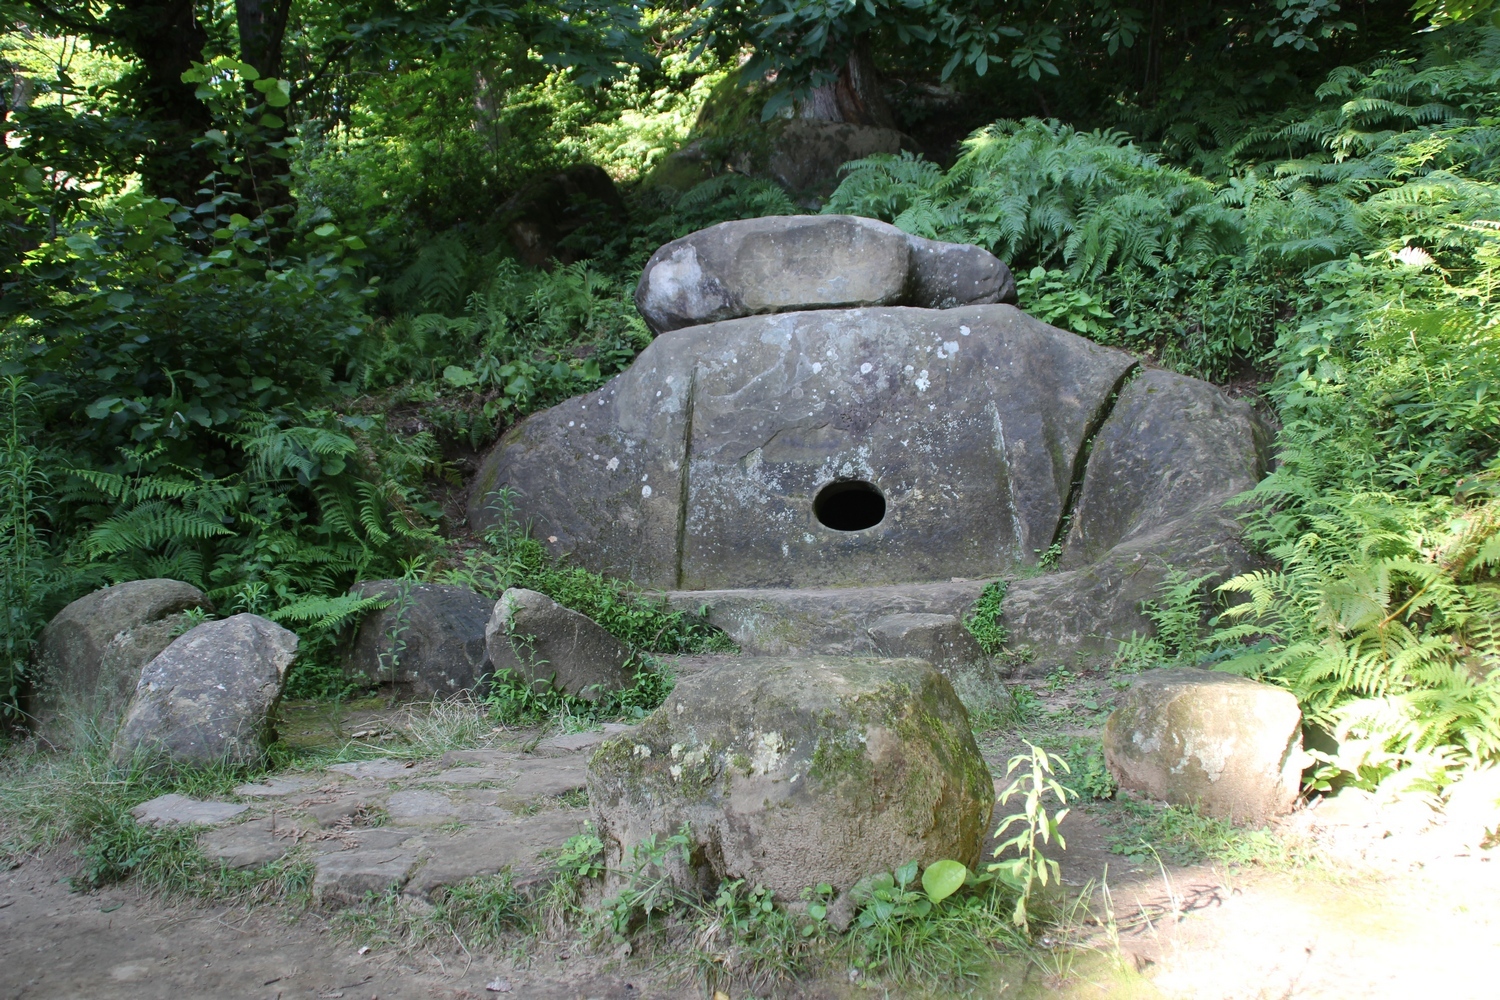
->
[470,304,1135,590]
[30,579,212,746]
[111,613,298,768]
[343,581,492,698]
[485,588,633,701]
[633,215,1015,333]
[1061,369,1271,569]
[1103,668,1303,825]
[587,656,993,900]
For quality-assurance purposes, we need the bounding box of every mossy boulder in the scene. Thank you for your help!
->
[586,656,993,899]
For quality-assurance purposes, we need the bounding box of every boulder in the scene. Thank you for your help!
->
[486,588,633,701]
[634,215,914,334]
[587,657,992,900]
[760,120,911,202]
[1103,668,1303,824]
[469,304,1135,589]
[1061,369,1271,569]
[500,163,626,268]
[908,235,1017,310]
[343,581,492,698]
[111,614,298,768]
[632,215,1016,334]
[30,579,212,745]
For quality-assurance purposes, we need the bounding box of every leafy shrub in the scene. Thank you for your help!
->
[962,579,1009,655]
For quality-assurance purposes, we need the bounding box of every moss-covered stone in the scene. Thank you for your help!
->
[586,656,992,900]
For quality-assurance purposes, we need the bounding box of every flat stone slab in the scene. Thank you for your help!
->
[403,811,587,900]
[131,794,248,828]
[386,790,461,825]
[313,848,422,906]
[327,757,420,780]
[199,818,291,869]
[531,723,634,756]
[233,775,315,797]
[499,759,589,805]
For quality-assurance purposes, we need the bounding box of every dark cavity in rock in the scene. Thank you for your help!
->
[814,480,886,532]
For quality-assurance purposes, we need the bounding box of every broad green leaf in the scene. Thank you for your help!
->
[921,859,968,903]
[444,365,479,387]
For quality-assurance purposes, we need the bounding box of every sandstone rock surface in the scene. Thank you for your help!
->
[31,579,211,744]
[586,656,993,900]
[633,215,1016,333]
[486,588,633,701]
[470,304,1134,589]
[1061,369,1270,569]
[1104,668,1303,824]
[111,613,298,768]
[343,581,491,697]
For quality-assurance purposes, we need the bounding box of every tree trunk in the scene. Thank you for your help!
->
[236,0,292,80]
[796,38,896,129]
[109,0,215,201]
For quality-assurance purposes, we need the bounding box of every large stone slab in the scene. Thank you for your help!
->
[485,588,633,701]
[31,579,212,746]
[662,501,1260,673]
[1061,369,1270,568]
[111,614,298,768]
[587,656,993,900]
[1104,668,1303,825]
[470,304,1135,590]
[633,215,1016,334]
[342,581,491,698]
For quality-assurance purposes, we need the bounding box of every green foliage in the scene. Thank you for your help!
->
[597,825,694,938]
[1103,797,1295,869]
[826,121,1270,377]
[687,879,809,996]
[0,377,59,717]
[484,659,675,726]
[962,579,1009,655]
[989,744,1074,935]
[842,858,1024,990]
[1060,738,1117,801]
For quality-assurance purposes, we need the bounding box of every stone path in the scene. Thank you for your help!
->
[134,724,633,910]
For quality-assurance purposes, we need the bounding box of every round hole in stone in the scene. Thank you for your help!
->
[814,480,886,532]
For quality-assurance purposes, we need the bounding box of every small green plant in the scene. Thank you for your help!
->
[597,825,693,938]
[685,879,808,997]
[963,580,1010,655]
[989,744,1075,935]
[1060,738,1117,801]
[1103,798,1295,869]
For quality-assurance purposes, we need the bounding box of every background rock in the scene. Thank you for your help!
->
[343,581,491,698]
[1104,668,1303,824]
[111,613,298,768]
[908,235,1017,308]
[30,579,212,746]
[499,163,626,268]
[588,656,992,900]
[486,588,633,701]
